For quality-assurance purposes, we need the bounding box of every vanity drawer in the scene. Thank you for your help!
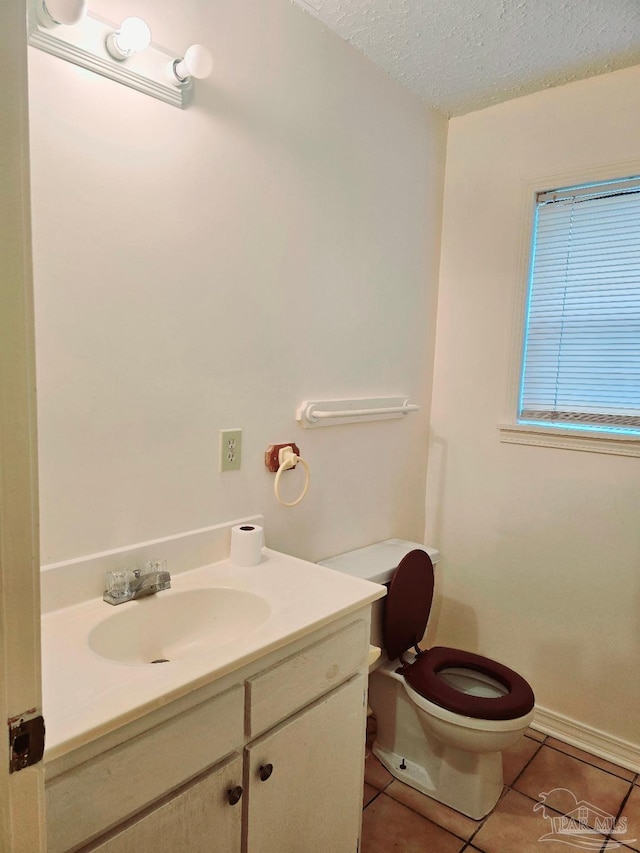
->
[86,753,243,853]
[246,619,368,737]
[46,685,243,853]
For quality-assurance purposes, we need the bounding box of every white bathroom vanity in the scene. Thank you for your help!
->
[40,522,384,852]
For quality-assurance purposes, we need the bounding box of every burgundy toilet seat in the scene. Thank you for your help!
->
[404,646,535,720]
[383,550,535,722]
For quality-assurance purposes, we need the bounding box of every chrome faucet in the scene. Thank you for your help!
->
[103,561,171,605]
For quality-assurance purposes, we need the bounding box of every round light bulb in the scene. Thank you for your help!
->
[106,16,152,60]
[115,17,152,54]
[39,0,87,27]
[173,44,213,82]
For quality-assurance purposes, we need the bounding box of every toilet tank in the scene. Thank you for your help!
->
[318,539,441,650]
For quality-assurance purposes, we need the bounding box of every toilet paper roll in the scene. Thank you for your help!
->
[230,524,264,567]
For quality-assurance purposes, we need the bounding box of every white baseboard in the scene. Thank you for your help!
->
[532,705,640,774]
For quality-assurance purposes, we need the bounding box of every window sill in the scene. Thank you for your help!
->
[498,424,640,458]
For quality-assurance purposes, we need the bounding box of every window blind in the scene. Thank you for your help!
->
[519,177,640,434]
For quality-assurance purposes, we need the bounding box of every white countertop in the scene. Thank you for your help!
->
[41,548,385,762]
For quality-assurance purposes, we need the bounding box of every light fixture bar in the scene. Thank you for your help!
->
[27,1,195,108]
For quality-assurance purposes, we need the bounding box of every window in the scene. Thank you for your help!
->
[518,176,640,437]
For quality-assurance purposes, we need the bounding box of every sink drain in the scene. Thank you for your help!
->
[150,658,170,664]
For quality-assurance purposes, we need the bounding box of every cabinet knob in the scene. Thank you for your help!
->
[258,763,273,781]
[227,785,243,805]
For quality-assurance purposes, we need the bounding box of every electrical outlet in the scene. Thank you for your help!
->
[219,428,242,472]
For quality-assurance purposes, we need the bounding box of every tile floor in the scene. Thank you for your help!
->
[362,717,639,853]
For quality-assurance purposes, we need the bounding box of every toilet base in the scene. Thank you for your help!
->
[372,743,437,800]
[369,665,513,819]
[371,740,503,820]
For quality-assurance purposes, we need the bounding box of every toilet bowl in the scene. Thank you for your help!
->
[320,540,535,820]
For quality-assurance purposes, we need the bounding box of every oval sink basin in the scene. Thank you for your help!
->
[88,588,271,666]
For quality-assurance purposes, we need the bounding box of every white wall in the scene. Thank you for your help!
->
[426,65,640,749]
[28,0,447,565]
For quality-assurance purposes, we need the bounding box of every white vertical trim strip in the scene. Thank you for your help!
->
[0,0,46,849]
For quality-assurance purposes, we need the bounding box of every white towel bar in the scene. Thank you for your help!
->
[296,397,420,428]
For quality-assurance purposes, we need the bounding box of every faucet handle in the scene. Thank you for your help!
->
[145,559,168,574]
[105,570,130,600]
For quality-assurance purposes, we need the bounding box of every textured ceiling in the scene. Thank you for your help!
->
[292,0,640,116]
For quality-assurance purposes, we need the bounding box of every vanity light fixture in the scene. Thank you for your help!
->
[27,0,210,108]
[37,0,87,28]
[172,44,213,83]
[105,16,152,61]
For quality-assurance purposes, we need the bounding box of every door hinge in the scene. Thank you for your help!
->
[8,708,45,773]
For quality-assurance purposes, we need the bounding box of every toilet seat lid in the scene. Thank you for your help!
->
[383,549,434,661]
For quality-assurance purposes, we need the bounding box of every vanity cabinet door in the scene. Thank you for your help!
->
[86,753,243,853]
[244,674,367,853]
[47,685,244,853]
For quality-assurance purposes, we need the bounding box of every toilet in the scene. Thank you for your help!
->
[319,539,535,819]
